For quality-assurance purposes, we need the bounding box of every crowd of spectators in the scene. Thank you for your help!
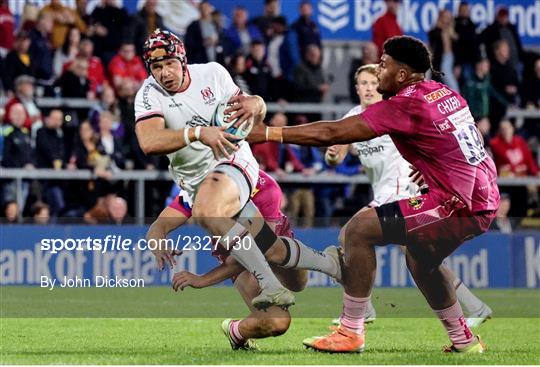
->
[0,0,538,228]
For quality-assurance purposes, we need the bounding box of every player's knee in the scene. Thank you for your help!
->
[338,225,347,246]
[344,215,378,247]
[257,316,290,337]
[282,270,308,292]
[191,203,226,225]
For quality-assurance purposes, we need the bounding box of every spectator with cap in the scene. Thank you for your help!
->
[28,11,54,81]
[3,32,34,92]
[480,6,523,76]
[291,1,321,60]
[39,0,86,50]
[3,75,43,134]
[224,6,263,56]
[2,103,34,169]
[251,0,281,42]
[372,0,402,57]
[108,42,147,101]
[130,0,164,56]
[184,1,219,63]
[1,103,35,210]
[454,1,481,81]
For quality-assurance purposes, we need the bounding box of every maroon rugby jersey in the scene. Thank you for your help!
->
[360,80,500,213]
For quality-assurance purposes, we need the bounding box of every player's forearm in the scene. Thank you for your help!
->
[199,261,244,287]
[137,127,195,155]
[263,115,376,146]
[274,121,347,146]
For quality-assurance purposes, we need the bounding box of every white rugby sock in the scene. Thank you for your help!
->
[279,237,339,278]
[454,278,485,314]
[224,223,283,291]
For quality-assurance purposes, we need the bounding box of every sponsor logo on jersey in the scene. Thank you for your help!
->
[424,87,452,103]
[142,85,152,110]
[432,117,456,134]
[356,143,385,157]
[408,197,424,210]
[187,115,209,127]
[201,87,216,105]
[168,97,183,109]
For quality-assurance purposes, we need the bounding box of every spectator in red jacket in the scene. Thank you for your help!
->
[490,119,539,177]
[107,42,147,100]
[4,75,43,133]
[63,37,106,94]
[0,0,15,57]
[372,0,402,57]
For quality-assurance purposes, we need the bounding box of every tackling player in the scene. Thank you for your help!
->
[152,170,308,350]
[326,64,492,328]
[249,36,500,353]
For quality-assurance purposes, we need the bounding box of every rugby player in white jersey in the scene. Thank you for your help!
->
[134,30,341,311]
[325,64,492,327]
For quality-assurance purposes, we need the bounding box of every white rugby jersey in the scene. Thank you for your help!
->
[344,105,416,206]
[134,62,257,197]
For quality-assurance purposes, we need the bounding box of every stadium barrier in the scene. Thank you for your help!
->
[1,168,539,223]
[2,97,538,126]
[1,224,539,289]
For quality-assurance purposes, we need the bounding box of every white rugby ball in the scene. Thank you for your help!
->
[211,102,254,142]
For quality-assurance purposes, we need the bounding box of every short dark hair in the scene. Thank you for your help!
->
[383,36,432,74]
[31,201,49,216]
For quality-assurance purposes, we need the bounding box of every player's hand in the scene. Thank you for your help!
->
[226,95,264,128]
[198,126,238,159]
[172,270,207,291]
[409,165,428,192]
[152,249,182,270]
[325,145,341,165]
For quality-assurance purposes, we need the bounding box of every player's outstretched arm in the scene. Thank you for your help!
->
[249,115,377,146]
[172,259,244,291]
[136,116,238,159]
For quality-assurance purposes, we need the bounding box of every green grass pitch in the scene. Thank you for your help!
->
[1,287,539,364]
